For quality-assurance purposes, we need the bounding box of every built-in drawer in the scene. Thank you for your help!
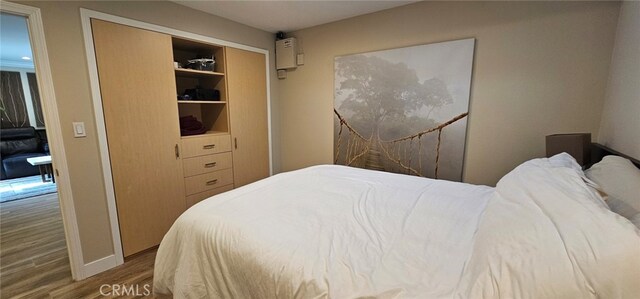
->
[186,184,234,208]
[181,134,231,158]
[184,168,233,196]
[183,152,232,177]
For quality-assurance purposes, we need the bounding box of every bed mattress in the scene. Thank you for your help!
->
[154,157,640,298]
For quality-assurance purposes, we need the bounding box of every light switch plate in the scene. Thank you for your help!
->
[72,122,86,137]
[297,53,304,65]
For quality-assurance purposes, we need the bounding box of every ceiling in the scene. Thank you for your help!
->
[0,12,34,69]
[173,1,418,33]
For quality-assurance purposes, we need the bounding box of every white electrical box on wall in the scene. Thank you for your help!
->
[276,37,297,70]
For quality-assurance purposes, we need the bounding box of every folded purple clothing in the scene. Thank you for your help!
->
[181,127,208,136]
[179,115,198,123]
[179,115,207,136]
[180,120,201,128]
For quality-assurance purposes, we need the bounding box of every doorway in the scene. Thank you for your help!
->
[0,12,56,202]
[0,11,72,296]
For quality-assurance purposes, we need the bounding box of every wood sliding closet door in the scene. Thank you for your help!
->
[226,48,269,187]
[92,20,186,256]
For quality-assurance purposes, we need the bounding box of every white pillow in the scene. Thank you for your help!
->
[585,155,640,220]
[548,153,609,208]
[548,152,583,171]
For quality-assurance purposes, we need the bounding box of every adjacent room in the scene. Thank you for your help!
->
[0,12,56,201]
[0,0,638,298]
[0,11,69,299]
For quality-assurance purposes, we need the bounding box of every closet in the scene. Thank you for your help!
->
[226,48,269,187]
[91,20,269,257]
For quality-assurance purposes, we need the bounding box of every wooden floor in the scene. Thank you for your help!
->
[0,194,161,298]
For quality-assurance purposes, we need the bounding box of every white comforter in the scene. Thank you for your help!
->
[154,156,640,298]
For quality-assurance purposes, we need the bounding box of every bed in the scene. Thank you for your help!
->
[153,148,640,298]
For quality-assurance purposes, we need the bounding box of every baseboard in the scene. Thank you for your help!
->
[81,254,118,279]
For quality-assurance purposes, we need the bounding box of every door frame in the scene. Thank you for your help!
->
[0,2,84,280]
[79,9,273,271]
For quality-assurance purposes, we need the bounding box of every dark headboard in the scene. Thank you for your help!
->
[590,143,640,169]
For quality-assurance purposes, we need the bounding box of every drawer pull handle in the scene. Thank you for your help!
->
[203,144,216,150]
[206,179,218,186]
[204,162,217,168]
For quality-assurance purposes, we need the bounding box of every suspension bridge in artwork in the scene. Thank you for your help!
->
[334,109,468,178]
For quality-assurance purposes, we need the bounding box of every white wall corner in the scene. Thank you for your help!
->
[597,1,640,158]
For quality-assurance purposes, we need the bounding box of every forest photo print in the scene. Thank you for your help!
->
[334,38,475,181]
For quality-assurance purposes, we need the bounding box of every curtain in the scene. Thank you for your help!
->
[27,72,45,127]
[0,71,30,128]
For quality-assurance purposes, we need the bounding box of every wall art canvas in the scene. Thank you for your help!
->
[334,38,475,181]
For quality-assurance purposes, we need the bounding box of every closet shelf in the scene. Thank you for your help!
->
[181,130,229,139]
[177,101,227,104]
[175,68,224,77]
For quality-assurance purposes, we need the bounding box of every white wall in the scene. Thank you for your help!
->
[598,1,640,158]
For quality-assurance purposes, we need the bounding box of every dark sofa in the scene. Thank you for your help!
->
[1,127,49,180]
